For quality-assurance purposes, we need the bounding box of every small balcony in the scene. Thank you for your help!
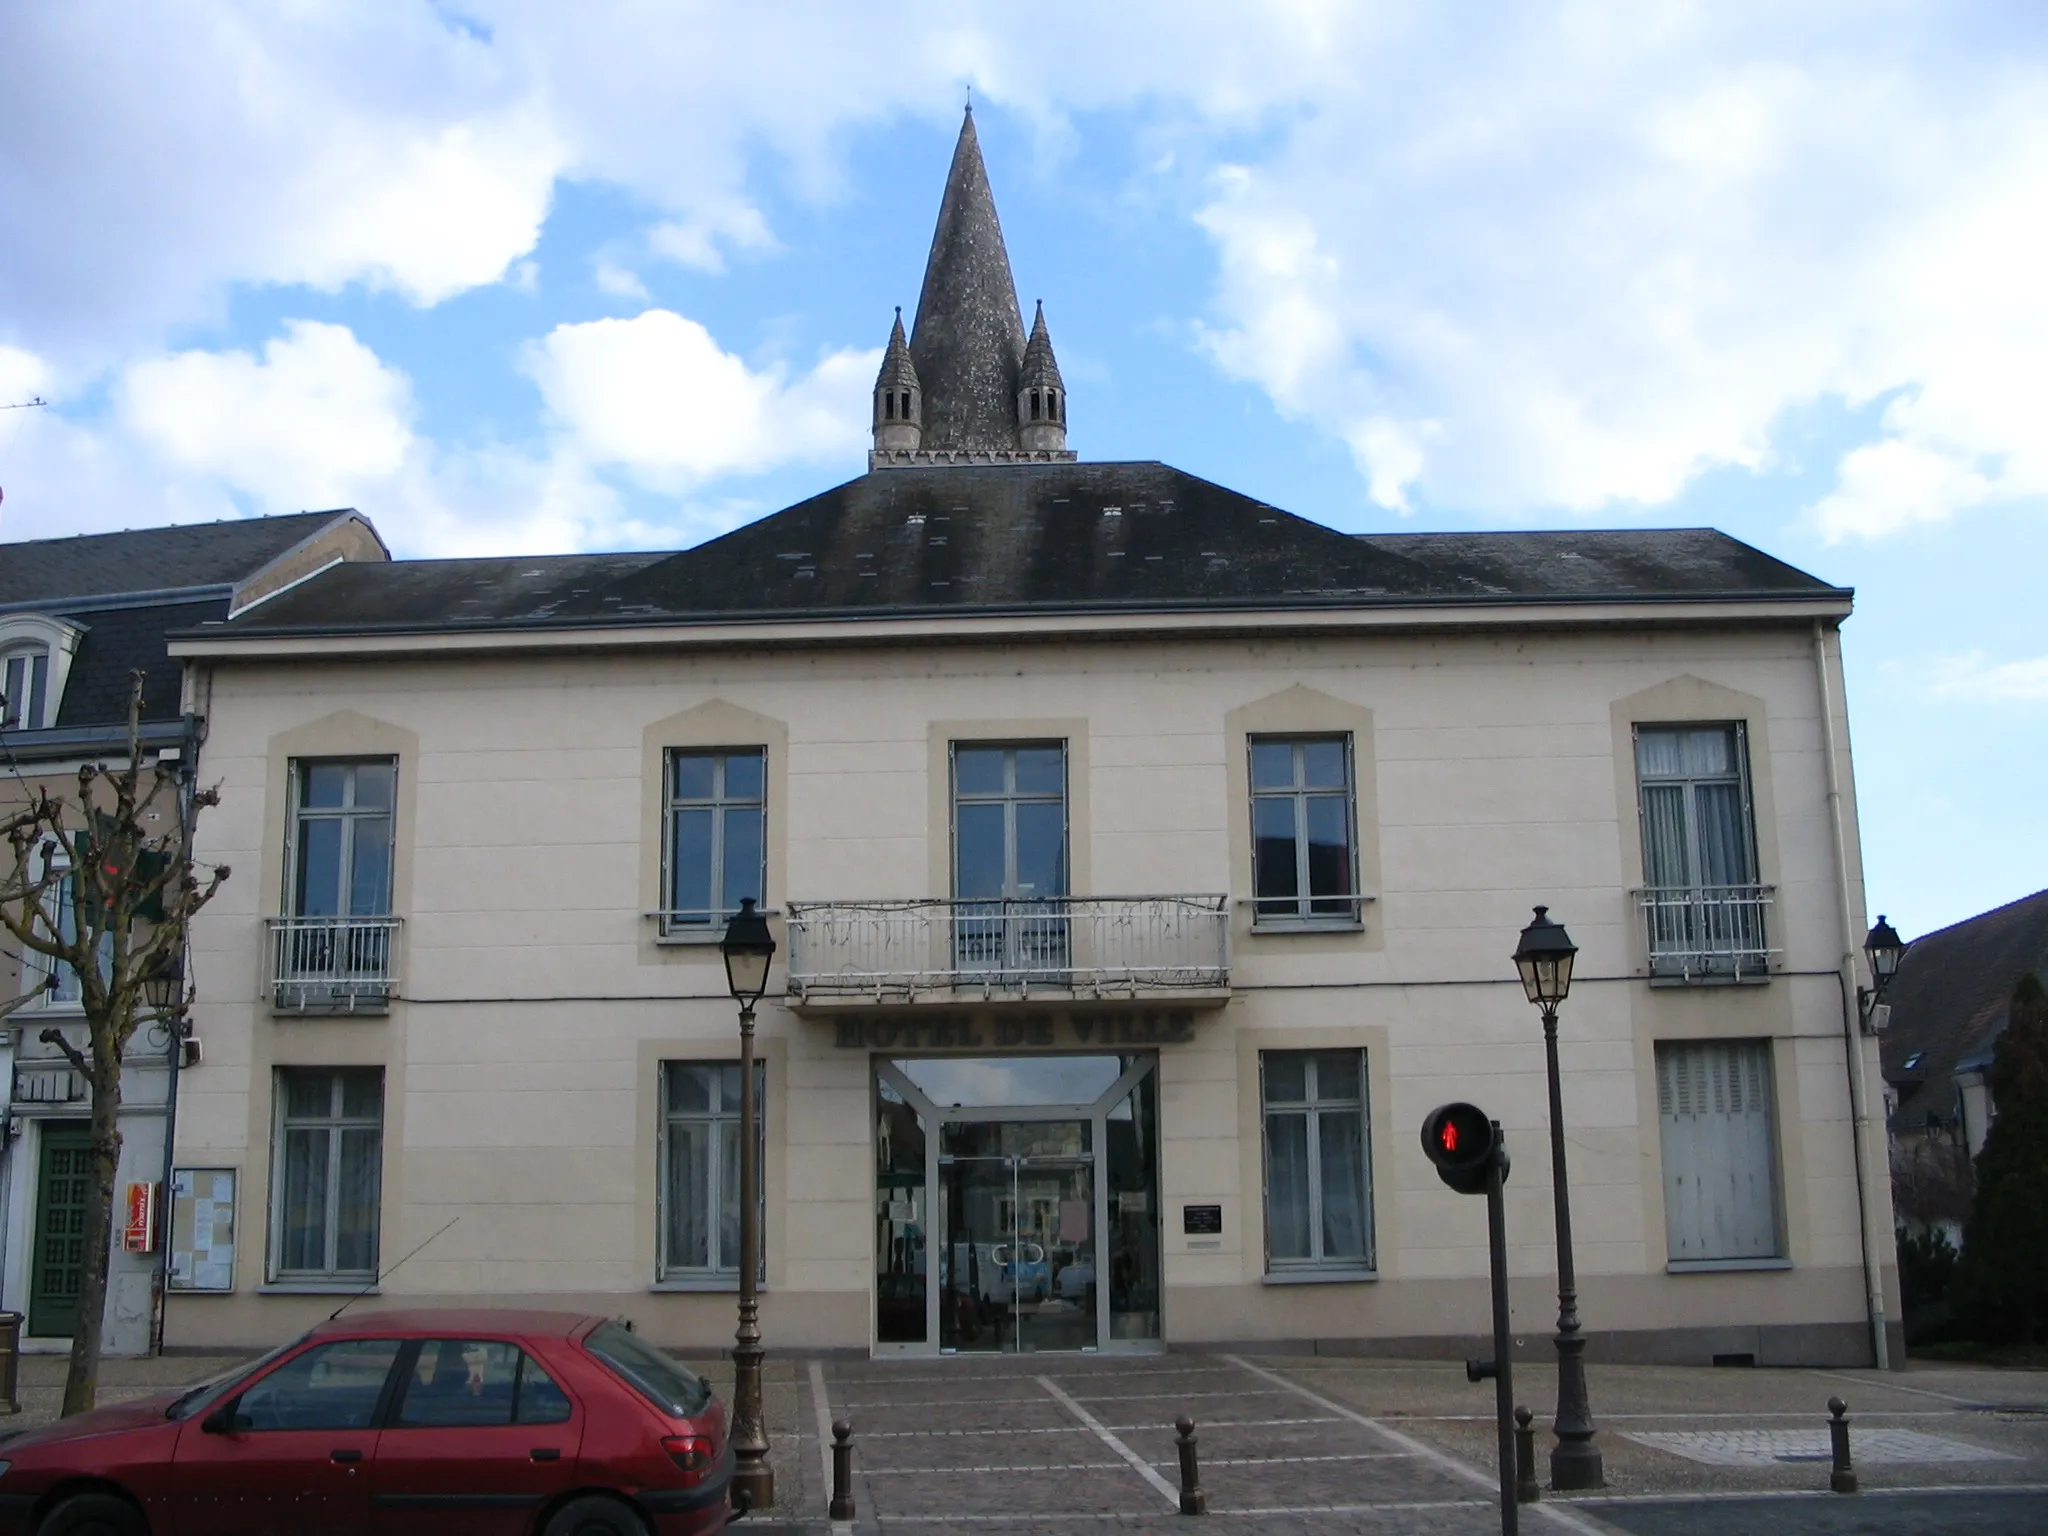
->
[1635,884,1776,982]
[784,895,1230,1006]
[267,916,402,1013]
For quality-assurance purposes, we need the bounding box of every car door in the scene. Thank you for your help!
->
[369,1337,583,1536]
[173,1335,403,1536]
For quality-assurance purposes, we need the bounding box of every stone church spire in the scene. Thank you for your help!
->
[871,308,922,454]
[1017,300,1066,453]
[871,108,1076,469]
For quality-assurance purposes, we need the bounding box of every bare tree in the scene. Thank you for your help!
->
[0,677,226,1415]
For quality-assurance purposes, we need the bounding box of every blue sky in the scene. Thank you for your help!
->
[1,2,2043,937]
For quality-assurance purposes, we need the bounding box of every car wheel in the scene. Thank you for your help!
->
[39,1492,146,1536]
[541,1494,649,1536]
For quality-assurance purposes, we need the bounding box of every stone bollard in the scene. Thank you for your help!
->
[1827,1397,1857,1495]
[1514,1406,1540,1503]
[1175,1414,1208,1515]
[830,1418,856,1521]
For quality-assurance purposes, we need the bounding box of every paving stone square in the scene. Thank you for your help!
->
[1622,1426,2021,1468]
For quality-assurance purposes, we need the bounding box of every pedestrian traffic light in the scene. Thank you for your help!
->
[1421,1102,1503,1194]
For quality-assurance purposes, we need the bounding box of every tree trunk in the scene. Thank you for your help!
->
[61,1045,125,1418]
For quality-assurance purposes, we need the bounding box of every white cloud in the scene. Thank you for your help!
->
[593,261,652,303]
[1927,652,2048,704]
[119,322,415,512]
[523,309,876,488]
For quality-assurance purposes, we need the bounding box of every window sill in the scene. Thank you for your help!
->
[650,1277,763,1294]
[258,1281,379,1295]
[1646,970,1772,988]
[1250,920,1367,936]
[1665,1257,1792,1274]
[1262,1268,1379,1285]
[653,930,725,948]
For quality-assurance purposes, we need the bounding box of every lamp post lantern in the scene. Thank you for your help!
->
[1859,915,1906,1030]
[1513,905,1603,1491]
[720,897,776,1514]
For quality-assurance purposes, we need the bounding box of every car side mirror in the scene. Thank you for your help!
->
[201,1400,245,1435]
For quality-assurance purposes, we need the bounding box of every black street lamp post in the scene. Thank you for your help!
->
[1859,915,1906,1028]
[1513,905,1603,1492]
[720,898,776,1515]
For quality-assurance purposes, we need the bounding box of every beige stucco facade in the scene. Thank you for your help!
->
[163,609,1898,1364]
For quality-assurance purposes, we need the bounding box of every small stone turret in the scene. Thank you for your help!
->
[1017,300,1067,453]
[872,308,923,457]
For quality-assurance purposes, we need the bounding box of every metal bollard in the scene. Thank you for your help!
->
[1827,1397,1857,1494]
[1514,1406,1540,1503]
[830,1419,856,1521]
[1175,1414,1207,1515]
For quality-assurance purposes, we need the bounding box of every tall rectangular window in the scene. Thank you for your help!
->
[1,648,50,730]
[1261,1050,1373,1272]
[951,743,1068,973]
[1250,736,1358,925]
[272,1068,383,1282]
[659,1062,764,1282]
[1634,725,1766,976]
[1656,1040,1781,1264]
[21,843,111,1009]
[289,759,396,919]
[664,749,766,932]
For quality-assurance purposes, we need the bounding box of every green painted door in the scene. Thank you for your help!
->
[29,1124,93,1338]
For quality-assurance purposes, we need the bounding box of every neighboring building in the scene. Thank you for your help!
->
[0,510,387,1353]
[1880,888,2048,1241]
[166,112,1897,1366]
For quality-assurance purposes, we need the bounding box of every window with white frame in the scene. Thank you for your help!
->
[288,759,396,919]
[1656,1040,1782,1265]
[1250,736,1359,925]
[1261,1050,1374,1272]
[1634,724,1767,976]
[663,750,765,932]
[271,1068,384,1282]
[659,1062,764,1282]
[19,842,110,1010]
[0,646,51,731]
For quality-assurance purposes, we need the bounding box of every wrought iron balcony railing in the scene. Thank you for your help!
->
[785,896,1229,1001]
[267,916,402,1012]
[1634,884,1776,980]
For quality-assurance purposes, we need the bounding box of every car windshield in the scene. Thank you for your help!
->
[164,1334,308,1421]
[582,1321,713,1418]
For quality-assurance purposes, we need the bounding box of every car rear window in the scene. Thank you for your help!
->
[582,1321,712,1418]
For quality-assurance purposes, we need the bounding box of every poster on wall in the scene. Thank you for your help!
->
[167,1168,237,1292]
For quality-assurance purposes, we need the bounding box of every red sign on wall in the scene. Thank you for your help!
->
[122,1181,159,1253]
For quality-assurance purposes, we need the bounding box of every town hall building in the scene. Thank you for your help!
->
[160,110,1899,1366]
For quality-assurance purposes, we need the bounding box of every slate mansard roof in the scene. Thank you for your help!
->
[0,509,360,606]
[206,462,1848,639]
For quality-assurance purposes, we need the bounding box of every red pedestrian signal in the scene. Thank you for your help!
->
[1421,1102,1502,1195]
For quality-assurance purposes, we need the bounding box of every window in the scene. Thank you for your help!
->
[394,1339,572,1427]
[271,1068,383,1282]
[952,743,1068,973]
[289,759,395,919]
[1,647,50,731]
[1634,725,1767,976]
[20,844,109,1010]
[663,749,765,932]
[1250,737,1359,925]
[1656,1040,1781,1265]
[232,1338,402,1431]
[1261,1050,1373,1273]
[659,1062,764,1282]
[584,1319,713,1416]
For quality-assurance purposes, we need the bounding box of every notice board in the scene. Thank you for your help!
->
[167,1168,237,1292]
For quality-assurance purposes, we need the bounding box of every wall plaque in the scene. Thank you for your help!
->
[1182,1203,1224,1235]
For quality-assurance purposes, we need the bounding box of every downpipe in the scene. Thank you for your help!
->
[1811,620,1890,1370]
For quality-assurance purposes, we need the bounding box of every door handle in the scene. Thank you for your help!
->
[530,1447,561,1462]
[331,1448,364,1464]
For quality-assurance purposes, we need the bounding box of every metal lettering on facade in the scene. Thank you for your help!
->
[832,1009,1198,1051]
[14,1068,83,1104]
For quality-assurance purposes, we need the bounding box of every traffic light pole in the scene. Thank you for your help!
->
[1485,1143,1516,1536]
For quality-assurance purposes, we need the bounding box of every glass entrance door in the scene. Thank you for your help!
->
[938,1121,1095,1353]
[874,1055,1160,1355]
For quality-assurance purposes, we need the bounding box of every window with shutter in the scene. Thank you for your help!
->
[1656,1039,1782,1264]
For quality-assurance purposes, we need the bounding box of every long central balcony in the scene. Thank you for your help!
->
[784,895,1230,1006]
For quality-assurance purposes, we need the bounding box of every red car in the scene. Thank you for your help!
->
[0,1308,731,1536]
